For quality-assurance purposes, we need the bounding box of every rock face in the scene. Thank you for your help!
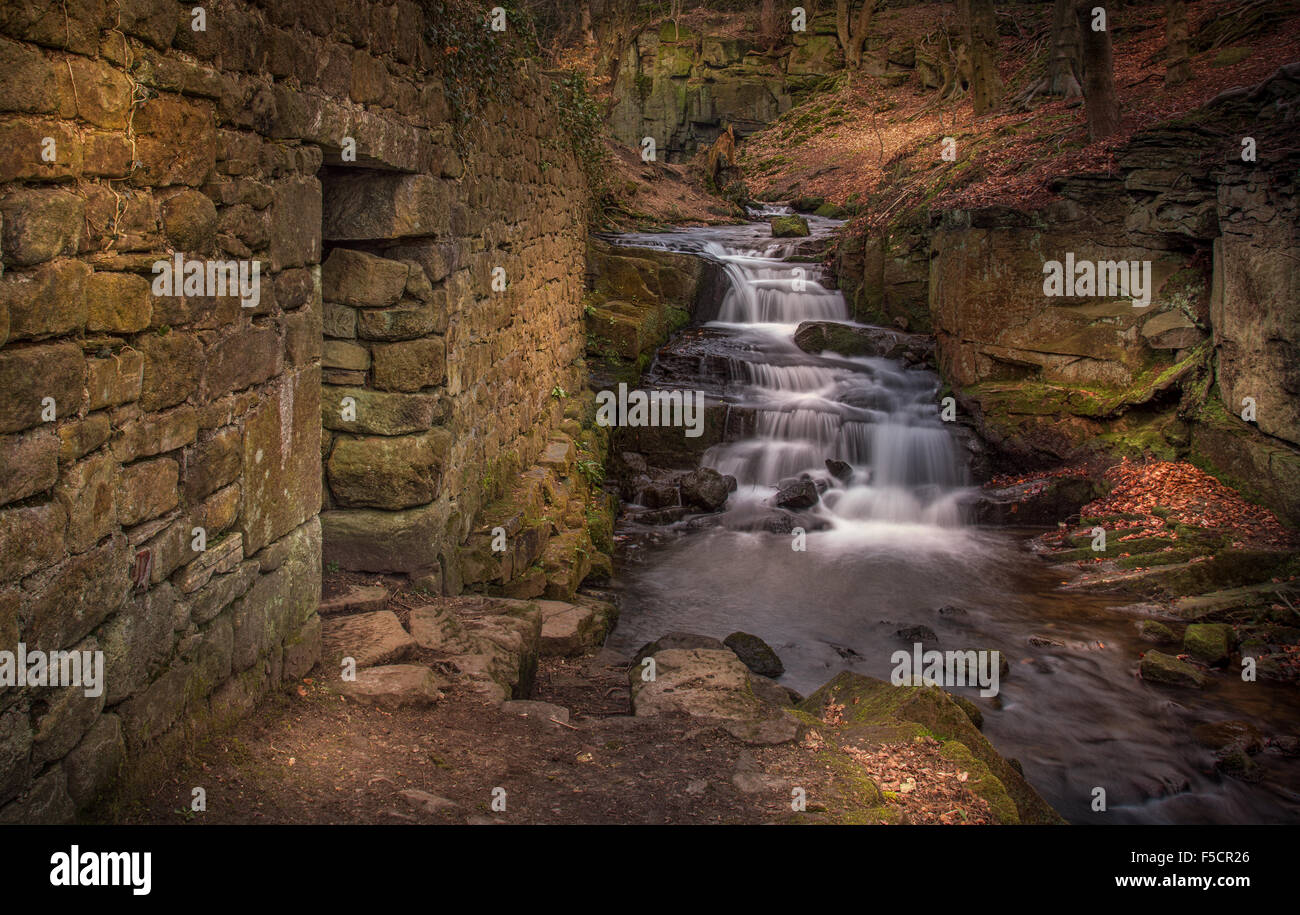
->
[0,0,599,819]
[607,23,795,162]
[835,65,1300,528]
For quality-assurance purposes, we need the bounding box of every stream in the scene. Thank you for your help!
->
[600,212,1300,824]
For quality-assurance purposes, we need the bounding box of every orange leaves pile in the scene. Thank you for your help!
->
[1084,458,1296,549]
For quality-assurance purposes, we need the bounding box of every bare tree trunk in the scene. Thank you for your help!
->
[834,0,877,68]
[1075,2,1122,139]
[835,0,851,61]
[847,0,876,68]
[1047,0,1083,97]
[759,0,781,51]
[1165,0,1191,86]
[962,0,1003,114]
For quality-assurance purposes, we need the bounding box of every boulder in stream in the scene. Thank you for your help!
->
[679,466,736,512]
[1140,650,1211,688]
[793,321,933,362]
[724,631,785,678]
[1137,619,1178,644]
[633,632,727,665]
[825,459,852,482]
[1183,623,1234,666]
[773,478,819,510]
[770,215,810,237]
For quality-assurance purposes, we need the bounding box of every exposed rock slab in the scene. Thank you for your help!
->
[338,664,443,709]
[321,610,415,668]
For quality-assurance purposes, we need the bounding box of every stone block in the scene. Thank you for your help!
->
[54,450,116,552]
[322,173,449,241]
[327,430,448,509]
[321,248,408,307]
[239,367,321,554]
[116,456,178,527]
[0,259,90,339]
[372,338,445,392]
[0,428,58,506]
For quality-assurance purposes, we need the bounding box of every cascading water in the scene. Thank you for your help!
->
[603,216,1300,825]
[616,213,970,531]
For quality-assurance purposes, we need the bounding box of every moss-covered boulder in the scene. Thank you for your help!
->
[770,215,810,238]
[1136,620,1178,644]
[1140,650,1210,688]
[1183,623,1234,666]
[797,672,1063,824]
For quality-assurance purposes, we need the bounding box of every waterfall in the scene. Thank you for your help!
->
[608,218,970,530]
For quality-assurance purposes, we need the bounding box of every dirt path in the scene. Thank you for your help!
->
[112,648,812,825]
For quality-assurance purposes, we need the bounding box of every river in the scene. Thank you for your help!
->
[600,213,1300,824]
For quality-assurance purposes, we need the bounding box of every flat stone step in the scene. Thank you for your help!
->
[537,597,615,657]
[322,610,416,668]
[320,583,390,615]
[338,664,443,708]
[539,438,574,471]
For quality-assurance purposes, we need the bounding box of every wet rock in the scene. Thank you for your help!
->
[1192,720,1264,754]
[1215,748,1263,782]
[723,631,785,678]
[1137,620,1178,644]
[679,466,735,512]
[937,605,968,616]
[972,473,1104,527]
[825,459,852,482]
[1183,623,1234,667]
[633,632,726,665]
[1027,634,1066,648]
[793,321,934,361]
[630,506,689,526]
[1270,735,1300,756]
[638,481,679,509]
[895,624,938,643]
[770,215,809,238]
[1140,650,1210,689]
[773,478,818,510]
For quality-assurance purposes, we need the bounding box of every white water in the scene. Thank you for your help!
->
[618,217,971,529]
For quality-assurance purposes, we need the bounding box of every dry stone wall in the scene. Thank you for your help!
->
[0,0,589,821]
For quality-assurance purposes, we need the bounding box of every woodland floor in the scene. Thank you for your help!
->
[110,641,990,825]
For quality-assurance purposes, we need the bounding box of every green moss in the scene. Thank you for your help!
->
[939,739,1019,825]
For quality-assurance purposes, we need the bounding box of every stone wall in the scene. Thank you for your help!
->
[839,64,1300,524]
[0,0,589,820]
